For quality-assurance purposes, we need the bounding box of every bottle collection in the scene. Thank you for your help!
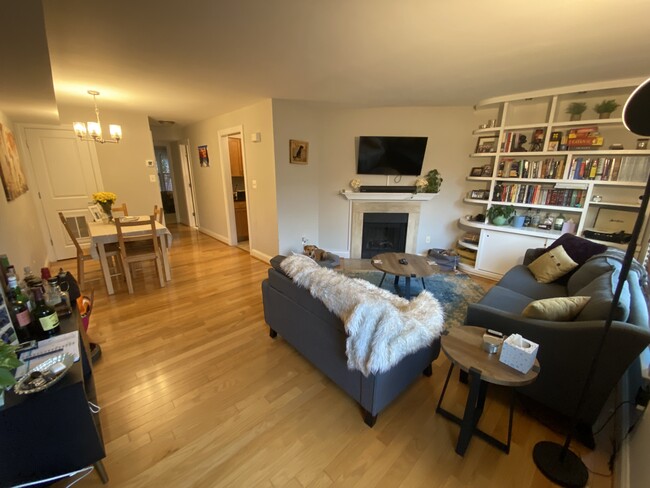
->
[2,259,72,342]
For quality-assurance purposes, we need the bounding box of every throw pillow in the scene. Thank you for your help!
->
[528,245,579,283]
[574,269,630,322]
[546,233,607,265]
[522,296,591,321]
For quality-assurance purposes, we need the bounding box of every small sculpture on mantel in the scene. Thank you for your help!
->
[349,178,361,192]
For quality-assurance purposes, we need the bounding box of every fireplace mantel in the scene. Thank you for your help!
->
[341,191,436,201]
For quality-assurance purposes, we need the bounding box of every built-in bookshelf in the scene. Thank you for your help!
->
[459,78,650,278]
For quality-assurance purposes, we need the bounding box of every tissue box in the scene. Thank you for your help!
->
[499,334,539,374]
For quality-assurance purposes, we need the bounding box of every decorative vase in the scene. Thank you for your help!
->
[491,216,507,226]
[569,114,582,121]
[599,112,611,119]
[512,215,526,228]
[98,201,113,222]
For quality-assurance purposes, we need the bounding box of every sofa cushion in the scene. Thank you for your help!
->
[475,286,534,315]
[522,296,591,321]
[497,265,568,299]
[625,269,649,329]
[528,245,578,283]
[567,257,615,295]
[547,233,608,265]
[270,255,289,276]
[574,269,630,322]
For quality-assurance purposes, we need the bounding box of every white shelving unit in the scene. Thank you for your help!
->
[459,78,650,279]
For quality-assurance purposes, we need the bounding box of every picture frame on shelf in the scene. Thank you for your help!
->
[482,164,493,176]
[470,189,489,200]
[470,167,484,177]
[475,136,498,153]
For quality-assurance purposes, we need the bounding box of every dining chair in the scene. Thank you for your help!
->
[58,212,121,290]
[115,215,165,294]
[111,202,129,217]
[153,204,164,224]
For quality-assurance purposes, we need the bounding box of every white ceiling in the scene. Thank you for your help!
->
[3,0,650,126]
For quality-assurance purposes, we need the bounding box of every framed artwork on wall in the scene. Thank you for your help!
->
[0,123,29,202]
[289,140,309,164]
[198,145,210,167]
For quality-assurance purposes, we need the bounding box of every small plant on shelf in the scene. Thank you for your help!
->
[593,99,620,119]
[0,342,22,405]
[419,169,443,193]
[486,205,516,226]
[566,102,587,121]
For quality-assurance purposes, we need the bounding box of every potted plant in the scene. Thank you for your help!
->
[566,102,587,121]
[416,169,443,193]
[486,205,515,226]
[593,99,620,119]
[0,342,22,406]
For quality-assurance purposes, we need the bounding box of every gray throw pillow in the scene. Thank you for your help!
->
[567,258,615,296]
[574,269,630,322]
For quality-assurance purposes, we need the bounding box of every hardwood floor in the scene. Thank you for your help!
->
[53,225,612,487]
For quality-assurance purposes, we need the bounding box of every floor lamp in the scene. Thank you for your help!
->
[533,76,650,487]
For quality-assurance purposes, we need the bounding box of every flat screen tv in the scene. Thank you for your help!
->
[357,136,428,175]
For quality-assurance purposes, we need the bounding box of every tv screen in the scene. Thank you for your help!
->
[357,136,428,175]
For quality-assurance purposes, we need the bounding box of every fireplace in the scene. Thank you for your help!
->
[361,213,408,258]
[349,201,421,258]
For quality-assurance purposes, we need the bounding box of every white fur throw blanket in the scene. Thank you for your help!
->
[280,254,445,376]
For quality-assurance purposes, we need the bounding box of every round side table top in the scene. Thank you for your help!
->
[371,252,436,278]
[442,326,540,387]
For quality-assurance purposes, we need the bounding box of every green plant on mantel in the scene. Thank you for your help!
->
[420,169,443,193]
[594,99,620,115]
[486,204,515,225]
[0,342,22,389]
[566,102,587,115]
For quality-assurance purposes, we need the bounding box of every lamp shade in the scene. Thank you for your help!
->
[623,77,650,136]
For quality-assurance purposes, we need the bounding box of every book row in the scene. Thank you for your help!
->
[497,158,566,179]
[493,183,586,207]
[567,156,650,182]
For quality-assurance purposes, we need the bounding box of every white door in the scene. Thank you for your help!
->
[24,127,102,260]
[178,143,198,228]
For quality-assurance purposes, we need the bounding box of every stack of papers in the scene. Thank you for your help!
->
[15,331,79,379]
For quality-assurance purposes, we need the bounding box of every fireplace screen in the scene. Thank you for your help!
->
[361,213,408,258]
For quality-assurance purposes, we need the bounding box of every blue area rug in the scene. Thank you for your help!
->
[341,269,486,328]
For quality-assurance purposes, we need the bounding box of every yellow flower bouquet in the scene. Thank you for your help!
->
[92,191,117,221]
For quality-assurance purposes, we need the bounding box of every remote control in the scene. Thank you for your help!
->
[486,329,504,338]
[399,258,408,265]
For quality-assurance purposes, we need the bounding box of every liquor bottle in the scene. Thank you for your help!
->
[7,289,33,342]
[7,275,32,311]
[31,287,60,338]
[531,209,541,227]
[523,209,532,227]
[554,213,566,231]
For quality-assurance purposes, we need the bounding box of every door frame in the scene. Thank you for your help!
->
[16,123,103,262]
[178,141,198,228]
[217,125,249,247]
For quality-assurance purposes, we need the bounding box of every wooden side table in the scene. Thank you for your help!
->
[436,326,540,456]
[371,252,436,299]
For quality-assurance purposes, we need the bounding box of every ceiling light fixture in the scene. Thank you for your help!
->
[73,90,122,144]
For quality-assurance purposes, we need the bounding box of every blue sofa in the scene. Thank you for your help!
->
[465,246,650,441]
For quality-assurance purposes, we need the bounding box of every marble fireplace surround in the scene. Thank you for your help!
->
[350,201,421,259]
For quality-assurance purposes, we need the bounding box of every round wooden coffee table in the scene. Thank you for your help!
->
[371,252,436,299]
[436,326,540,456]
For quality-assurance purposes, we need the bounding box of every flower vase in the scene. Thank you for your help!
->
[98,202,113,222]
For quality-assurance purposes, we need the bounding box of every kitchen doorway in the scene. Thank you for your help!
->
[154,145,177,224]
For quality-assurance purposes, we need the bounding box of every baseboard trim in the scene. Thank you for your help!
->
[250,249,273,264]
[198,227,229,244]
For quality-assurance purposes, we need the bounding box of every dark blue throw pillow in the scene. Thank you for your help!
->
[546,234,607,265]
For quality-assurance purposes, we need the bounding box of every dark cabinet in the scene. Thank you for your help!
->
[0,313,108,485]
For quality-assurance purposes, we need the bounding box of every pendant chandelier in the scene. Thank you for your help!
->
[73,90,122,144]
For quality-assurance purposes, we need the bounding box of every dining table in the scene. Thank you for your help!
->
[88,217,173,295]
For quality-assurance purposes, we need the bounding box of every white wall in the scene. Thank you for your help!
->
[183,100,278,261]
[0,109,49,273]
[58,106,161,216]
[270,102,479,256]
[271,100,322,254]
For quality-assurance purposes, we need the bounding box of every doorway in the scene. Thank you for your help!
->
[218,127,250,251]
[154,145,176,224]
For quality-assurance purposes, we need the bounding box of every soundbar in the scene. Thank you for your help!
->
[359,185,417,193]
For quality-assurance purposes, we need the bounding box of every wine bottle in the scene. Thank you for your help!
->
[7,290,34,342]
[8,275,32,311]
[31,286,60,338]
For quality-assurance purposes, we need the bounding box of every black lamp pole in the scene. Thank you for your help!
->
[533,77,650,487]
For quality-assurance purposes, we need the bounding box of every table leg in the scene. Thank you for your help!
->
[404,276,411,300]
[455,367,483,456]
[378,272,387,288]
[159,235,171,281]
[96,243,115,295]
[94,460,109,484]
